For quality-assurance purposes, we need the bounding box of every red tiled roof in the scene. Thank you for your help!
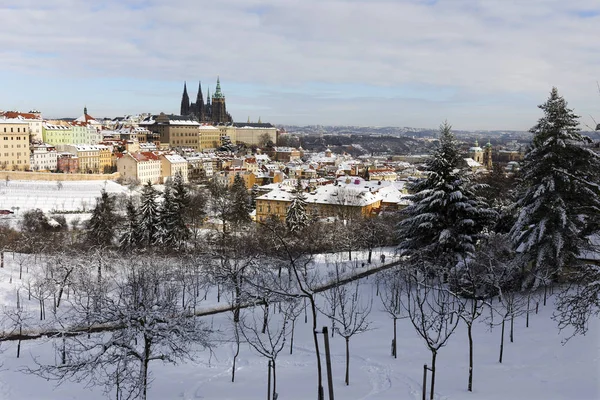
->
[2,111,38,120]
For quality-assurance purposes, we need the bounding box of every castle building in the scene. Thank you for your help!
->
[180,78,233,124]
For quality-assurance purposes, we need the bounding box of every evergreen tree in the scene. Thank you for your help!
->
[170,171,191,247]
[139,181,160,247]
[228,174,252,227]
[286,179,309,234]
[157,185,178,247]
[86,189,118,247]
[397,122,495,273]
[119,197,141,251]
[510,87,600,288]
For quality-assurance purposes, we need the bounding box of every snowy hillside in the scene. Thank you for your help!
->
[0,250,597,400]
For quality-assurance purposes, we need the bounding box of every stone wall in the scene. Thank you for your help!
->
[0,171,120,182]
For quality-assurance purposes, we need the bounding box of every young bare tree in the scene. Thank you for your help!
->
[322,276,372,386]
[377,267,409,358]
[401,262,461,400]
[29,257,212,400]
[240,299,297,400]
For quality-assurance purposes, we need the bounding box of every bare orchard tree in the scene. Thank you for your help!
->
[258,220,325,400]
[206,231,260,383]
[401,262,461,400]
[28,257,212,400]
[320,264,372,386]
[377,267,409,358]
[240,299,298,400]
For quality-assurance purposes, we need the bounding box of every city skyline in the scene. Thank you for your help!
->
[1,0,599,130]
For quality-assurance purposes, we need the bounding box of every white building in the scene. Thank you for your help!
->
[116,152,162,184]
[30,144,58,171]
[160,153,188,183]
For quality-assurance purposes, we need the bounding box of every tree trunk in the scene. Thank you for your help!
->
[309,296,324,400]
[232,324,240,383]
[510,314,514,343]
[393,317,397,358]
[499,318,505,363]
[142,335,151,400]
[262,303,269,334]
[367,249,372,264]
[272,359,277,400]
[345,337,350,386]
[467,323,473,392]
[429,350,437,400]
[526,294,530,328]
[290,319,295,355]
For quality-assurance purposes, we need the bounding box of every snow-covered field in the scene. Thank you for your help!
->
[0,180,130,214]
[0,250,597,400]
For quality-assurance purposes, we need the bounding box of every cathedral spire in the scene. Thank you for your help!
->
[180,81,190,116]
[213,76,224,99]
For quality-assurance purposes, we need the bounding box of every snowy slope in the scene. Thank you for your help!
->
[0,250,597,400]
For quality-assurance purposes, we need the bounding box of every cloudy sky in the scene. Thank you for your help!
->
[1,0,599,130]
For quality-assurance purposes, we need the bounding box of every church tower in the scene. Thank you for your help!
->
[483,140,493,170]
[211,77,233,124]
[180,82,190,116]
[206,87,212,121]
[469,139,483,164]
[195,81,205,121]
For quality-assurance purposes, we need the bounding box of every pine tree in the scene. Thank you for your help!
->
[170,171,191,247]
[397,122,495,273]
[119,197,141,251]
[510,87,600,288]
[86,189,118,246]
[139,181,160,247]
[286,179,309,234]
[157,185,177,247]
[228,174,252,227]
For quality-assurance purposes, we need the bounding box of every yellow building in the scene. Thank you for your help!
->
[139,113,201,150]
[199,124,223,150]
[255,184,381,222]
[233,123,277,146]
[0,118,31,170]
[60,145,104,173]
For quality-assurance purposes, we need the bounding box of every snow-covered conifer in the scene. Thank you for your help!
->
[397,122,495,273]
[139,181,160,247]
[510,87,600,287]
[228,174,252,227]
[286,179,309,234]
[86,189,118,247]
[119,197,141,251]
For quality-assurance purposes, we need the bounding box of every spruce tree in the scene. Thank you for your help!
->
[510,87,600,288]
[119,197,141,251]
[397,122,495,273]
[86,189,118,247]
[139,181,160,247]
[170,171,191,248]
[228,174,252,227]
[157,185,177,247]
[286,179,309,234]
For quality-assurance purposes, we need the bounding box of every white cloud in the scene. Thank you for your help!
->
[0,0,599,129]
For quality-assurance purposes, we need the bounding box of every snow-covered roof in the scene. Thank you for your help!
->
[162,154,187,164]
[0,118,29,125]
[464,158,482,167]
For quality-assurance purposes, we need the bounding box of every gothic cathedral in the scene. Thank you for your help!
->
[180,78,233,124]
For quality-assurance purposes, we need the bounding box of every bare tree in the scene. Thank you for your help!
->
[240,299,297,400]
[322,275,371,386]
[28,257,212,400]
[377,267,409,358]
[401,263,461,400]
